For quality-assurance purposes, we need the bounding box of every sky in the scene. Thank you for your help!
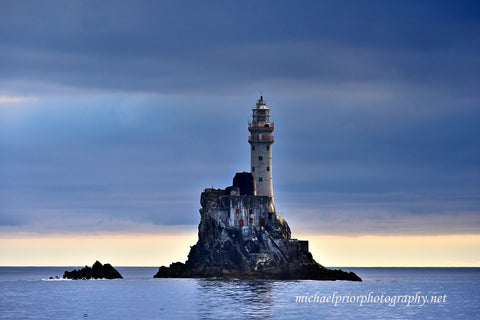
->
[1,0,479,266]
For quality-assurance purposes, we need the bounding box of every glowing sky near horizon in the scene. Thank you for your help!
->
[1,0,479,266]
[1,233,479,267]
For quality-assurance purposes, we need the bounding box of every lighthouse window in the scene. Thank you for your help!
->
[266,146,270,151]
[252,166,255,172]
[252,145,255,151]
[266,167,270,171]
[258,156,263,161]
[259,177,263,182]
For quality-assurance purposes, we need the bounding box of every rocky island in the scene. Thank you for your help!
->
[154,97,361,281]
[63,261,123,280]
[155,175,360,281]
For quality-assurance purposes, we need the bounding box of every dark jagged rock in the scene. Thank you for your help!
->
[63,261,123,280]
[154,184,361,282]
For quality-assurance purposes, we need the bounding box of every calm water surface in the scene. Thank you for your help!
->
[0,267,479,319]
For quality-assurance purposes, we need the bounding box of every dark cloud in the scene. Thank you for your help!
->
[0,1,479,235]
[1,1,479,94]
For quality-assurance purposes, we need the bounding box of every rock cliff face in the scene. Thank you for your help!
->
[154,179,361,281]
[63,261,123,280]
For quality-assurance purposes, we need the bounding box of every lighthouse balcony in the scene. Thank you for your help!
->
[248,135,274,143]
[249,122,274,129]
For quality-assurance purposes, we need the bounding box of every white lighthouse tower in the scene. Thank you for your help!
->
[248,96,275,210]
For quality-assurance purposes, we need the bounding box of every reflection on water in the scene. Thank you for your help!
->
[197,279,276,320]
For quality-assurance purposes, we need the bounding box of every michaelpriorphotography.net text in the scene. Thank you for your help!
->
[295,291,447,307]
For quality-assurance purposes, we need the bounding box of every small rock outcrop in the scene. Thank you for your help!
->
[154,176,361,281]
[63,261,123,280]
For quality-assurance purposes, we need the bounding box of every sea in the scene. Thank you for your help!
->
[0,267,479,319]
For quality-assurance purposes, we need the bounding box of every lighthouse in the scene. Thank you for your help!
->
[248,96,275,210]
